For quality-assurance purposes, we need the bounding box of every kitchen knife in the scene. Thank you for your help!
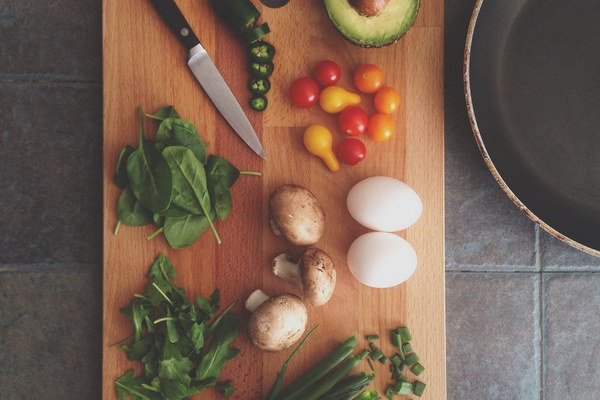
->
[149,0,266,159]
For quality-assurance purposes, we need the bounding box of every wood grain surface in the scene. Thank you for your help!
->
[102,0,445,399]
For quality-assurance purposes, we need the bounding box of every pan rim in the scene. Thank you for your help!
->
[462,0,600,257]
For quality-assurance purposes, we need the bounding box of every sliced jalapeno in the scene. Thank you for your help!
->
[249,78,271,95]
[250,95,268,112]
[250,61,274,79]
[242,22,271,44]
[249,41,276,63]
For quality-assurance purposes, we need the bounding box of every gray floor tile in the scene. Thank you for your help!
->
[543,273,600,400]
[445,0,478,87]
[0,1,101,79]
[0,269,102,400]
[540,230,600,271]
[445,84,537,270]
[446,273,541,400]
[0,83,102,264]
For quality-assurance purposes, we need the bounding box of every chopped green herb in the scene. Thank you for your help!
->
[379,355,389,365]
[370,348,383,361]
[385,385,395,399]
[401,342,412,354]
[393,381,412,395]
[397,327,412,342]
[412,381,426,397]
[366,334,379,341]
[404,353,419,366]
[411,362,425,376]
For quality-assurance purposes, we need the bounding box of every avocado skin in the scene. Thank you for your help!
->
[324,0,420,48]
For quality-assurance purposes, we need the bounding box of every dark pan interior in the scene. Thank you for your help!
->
[469,0,600,251]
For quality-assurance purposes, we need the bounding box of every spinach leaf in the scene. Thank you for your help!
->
[117,186,154,226]
[163,214,211,249]
[114,145,134,189]
[146,106,180,121]
[205,155,240,195]
[156,118,207,164]
[195,312,241,381]
[127,107,173,213]
[162,146,211,215]
[214,191,232,220]
[157,204,190,218]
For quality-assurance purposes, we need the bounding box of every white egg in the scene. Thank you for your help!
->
[346,176,422,232]
[347,232,417,288]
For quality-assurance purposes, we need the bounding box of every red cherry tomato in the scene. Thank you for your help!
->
[289,77,320,108]
[338,106,368,137]
[313,60,342,87]
[338,138,367,165]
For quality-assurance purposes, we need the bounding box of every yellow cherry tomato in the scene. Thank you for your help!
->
[367,113,395,142]
[353,64,385,94]
[374,86,401,114]
[319,86,361,114]
[303,125,340,171]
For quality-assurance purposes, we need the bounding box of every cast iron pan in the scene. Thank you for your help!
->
[465,0,600,256]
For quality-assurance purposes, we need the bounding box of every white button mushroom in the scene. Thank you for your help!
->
[346,176,422,232]
[272,248,337,307]
[244,289,308,352]
[268,184,325,246]
[347,232,417,288]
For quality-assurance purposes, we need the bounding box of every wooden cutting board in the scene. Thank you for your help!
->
[102,0,445,399]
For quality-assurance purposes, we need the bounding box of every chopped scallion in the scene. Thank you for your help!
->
[366,334,379,340]
[393,381,412,395]
[397,327,412,342]
[411,362,425,376]
[412,381,426,397]
[404,353,419,366]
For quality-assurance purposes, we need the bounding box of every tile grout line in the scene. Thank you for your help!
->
[539,274,547,400]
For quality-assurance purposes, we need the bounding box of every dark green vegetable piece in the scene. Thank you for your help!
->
[412,381,426,397]
[117,186,153,227]
[411,362,425,376]
[318,372,374,400]
[146,105,180,121]
[126,107,173,213]
[209,0,260,32]
[393,381,412,395]
[115,254,241,400]
[163,213,212,249]
[156,117,207,164]
[401,342,412,354]
[370,348,383,361]
[249,77,271,95]
[397,327,412,342]
[205,155,240,195]
[249,41,275,62]
[114,145,134,189]
[384,385,395,399]
[214,191,232,220]
[250,61,275,78]
[242,22,271,44]
[404,353,419,366]
[365,334,379,341]
[250,95,268,112]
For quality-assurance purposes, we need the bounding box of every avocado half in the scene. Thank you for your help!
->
[324,0,420,48]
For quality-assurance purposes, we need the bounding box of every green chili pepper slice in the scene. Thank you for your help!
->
[249,41,276,63]
[249,78,271,95]
[250,95,268,112]
[250,61,275,79]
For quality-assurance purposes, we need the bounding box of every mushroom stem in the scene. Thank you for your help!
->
[245,289,270,313]
[272,253,302,286]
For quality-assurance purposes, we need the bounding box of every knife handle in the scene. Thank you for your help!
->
[149,0,200,50]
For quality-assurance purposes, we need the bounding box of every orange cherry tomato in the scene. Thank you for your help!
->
[353,64,385,94]
[374,86,401,114]
[367,113,395,142]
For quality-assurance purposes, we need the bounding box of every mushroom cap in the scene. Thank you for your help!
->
[248,294,308,352]
[268,184,325,246]
[300,248,336,306]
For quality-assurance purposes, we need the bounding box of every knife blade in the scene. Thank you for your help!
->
[148,0,266,159]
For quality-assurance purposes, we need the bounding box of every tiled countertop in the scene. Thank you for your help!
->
[1,1,599,399]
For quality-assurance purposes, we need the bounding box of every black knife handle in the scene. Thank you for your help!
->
[149,0,200,50]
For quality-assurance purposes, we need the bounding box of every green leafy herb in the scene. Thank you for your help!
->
[113,106,260,249]
[115,254,241,400]
[114,145,135,189]
[156,117,207,164]
[126,107,173,213]
[146,106,180,121]
[117,187,154,227]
